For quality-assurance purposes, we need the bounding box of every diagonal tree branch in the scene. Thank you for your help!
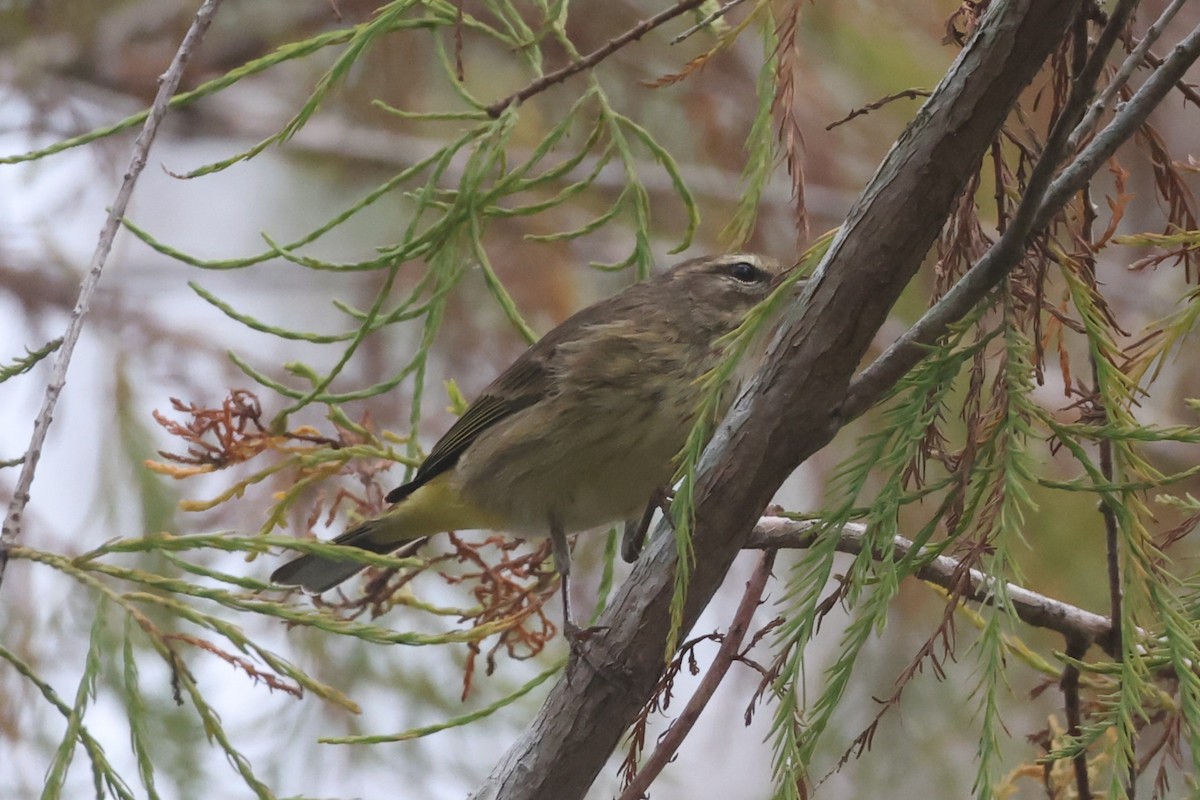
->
[843,17,1200,420]
[473,1,1089,798]
[1067,0,1189,151]
[0,0,225,593]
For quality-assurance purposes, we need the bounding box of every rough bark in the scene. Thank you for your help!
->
[472,1,1086,797]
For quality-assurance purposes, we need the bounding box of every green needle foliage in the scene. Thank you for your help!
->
[4,2,1200,799]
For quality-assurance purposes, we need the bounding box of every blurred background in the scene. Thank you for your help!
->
[2,1,1199,798]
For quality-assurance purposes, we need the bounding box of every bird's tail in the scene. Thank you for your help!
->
[269,476,497,594]
[269,517,429,594]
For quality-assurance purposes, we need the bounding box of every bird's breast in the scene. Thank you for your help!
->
[453,379,705,536]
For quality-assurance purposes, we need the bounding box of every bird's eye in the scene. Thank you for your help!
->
[728,261,760,283]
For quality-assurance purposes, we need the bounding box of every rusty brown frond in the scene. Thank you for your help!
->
[1093,161,1133,249]
[772,0,808,245]
[1008,243,1050,381]
[149,390,274,473]
[305,532,564,699]
[1156,509,1200,551]
[832,602,958,775]
[643,4,759,91]
[147,389,341,476]
[1133,120,1200,281]
[164,632,303,698]
[447,534,560,692]
[642,51,717,89]
[936,172,993,297]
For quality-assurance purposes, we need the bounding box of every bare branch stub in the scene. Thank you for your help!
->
[825,89,932,131]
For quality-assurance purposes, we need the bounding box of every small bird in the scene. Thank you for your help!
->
[271,253,786,634]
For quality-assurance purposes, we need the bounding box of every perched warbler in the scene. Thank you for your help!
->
[271,253,786,632]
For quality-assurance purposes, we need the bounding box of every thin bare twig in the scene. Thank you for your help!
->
[1061,636,1092,797]
[616,550,776,800]
[0,0,225,591]
[1093,314,1134,794]
[671,0,750,45]
[746,517,1118,654]
[485,0,709,117]
[1068,0,1188,151]
[825,89,932,131]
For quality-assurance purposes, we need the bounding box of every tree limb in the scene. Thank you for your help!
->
[472,1,1088,798]
[842,17,1200,420]
[745,517,1116,654]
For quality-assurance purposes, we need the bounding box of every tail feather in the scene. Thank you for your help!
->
[270,475,494,594]
[270,520,428,593]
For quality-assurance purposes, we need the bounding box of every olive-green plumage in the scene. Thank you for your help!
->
[271,254,787,615]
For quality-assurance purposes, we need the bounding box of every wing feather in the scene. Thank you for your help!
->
[383,284,652,505]
[384,356,547,503]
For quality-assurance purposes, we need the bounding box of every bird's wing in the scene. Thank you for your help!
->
[384,355,548,503]
[383,286,648,505]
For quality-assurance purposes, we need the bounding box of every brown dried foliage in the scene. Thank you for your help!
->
[876,6,1200,789]
[771,0,808,245]
[164,632,303,698]
[149,389,563,698]
[619,632,719,789]
[147,389,350,477]
[311,532,562,699]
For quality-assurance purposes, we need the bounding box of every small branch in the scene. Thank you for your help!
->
[1062,636,1092,800]
[825,89,932,131]
[1067,0,1188,151]
[616,550,776,800]
[842,15,1200,422]
[0,0,224,592]
[1034,20,1200,229]
[671,0,750,45]
[485,0,709,117]
[1070,20,1098,797]
[1095,353,1134,794]
[1138,44,1200,108]
[746,517,1117,654]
